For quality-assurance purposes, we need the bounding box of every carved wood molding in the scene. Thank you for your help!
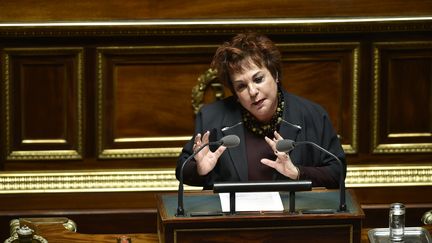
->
[0,169,181,193]
[191,68,220,114]
[346,165,432,187]
[1,17,432,37]
[0,165,431,193]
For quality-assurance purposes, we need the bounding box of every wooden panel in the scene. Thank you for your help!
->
[158,191,363,243]
[279,43,359,154]
[1,0,432,21]
[352,186,432,228]
[0,15,431,242]
[175,225,353,243]
[0,191,159,240]
[2,48,84,160]
[96,46,216,159]
[0,19,429,185]
[372,42,432,153]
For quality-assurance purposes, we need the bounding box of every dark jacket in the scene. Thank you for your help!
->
[176,90,346,189]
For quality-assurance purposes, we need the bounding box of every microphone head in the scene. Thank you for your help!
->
[220,135,240,148]
[276,139,295,152]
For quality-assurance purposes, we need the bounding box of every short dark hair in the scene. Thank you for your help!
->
[211,33,282,94]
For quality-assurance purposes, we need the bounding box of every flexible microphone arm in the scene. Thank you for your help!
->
[176,135,240,217]
[176,142,209,217]
[276,140,347,212]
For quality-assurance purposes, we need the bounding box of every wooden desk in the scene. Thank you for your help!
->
[6,217,158,243]
[157,189,365,243]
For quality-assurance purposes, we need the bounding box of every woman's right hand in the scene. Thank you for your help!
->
[193,131,227,176]
[261,131,299,180]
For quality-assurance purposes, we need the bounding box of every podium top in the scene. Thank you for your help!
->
[157,189,364,219]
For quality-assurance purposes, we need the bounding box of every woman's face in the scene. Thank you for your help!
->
[230,61,278,123]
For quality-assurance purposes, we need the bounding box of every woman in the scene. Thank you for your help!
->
[176,33,346,189]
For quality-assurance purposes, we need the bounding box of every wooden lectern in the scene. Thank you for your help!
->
[157,189,364,243]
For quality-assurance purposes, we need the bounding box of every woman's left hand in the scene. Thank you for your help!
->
[261,131,299,180]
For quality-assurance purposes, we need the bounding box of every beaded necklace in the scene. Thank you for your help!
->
[242,89,284,137]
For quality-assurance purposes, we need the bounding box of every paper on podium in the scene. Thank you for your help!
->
[219,192,284,212]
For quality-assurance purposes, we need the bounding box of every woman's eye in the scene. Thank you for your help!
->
[235,84,246,91]
[254,76,264,83]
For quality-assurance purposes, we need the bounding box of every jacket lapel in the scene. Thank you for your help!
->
[278,91,305,173]
[279,91,303,141]
[221,106,248,181]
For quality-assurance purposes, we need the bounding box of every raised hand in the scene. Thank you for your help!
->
[260,131,299,180]
[193,131,227,176]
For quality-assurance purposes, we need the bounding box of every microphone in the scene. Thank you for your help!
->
[276,139,347,212]
[221,122,243,132]
[176,134,240,216]
[212,134,241,148]
[280,119,302,131]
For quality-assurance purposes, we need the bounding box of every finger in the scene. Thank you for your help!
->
[260,158,277,169]
[194,133,201,145]
[264,136,276,151]
[201,131,210,143]
[212,146,227,159]
[264,136,273,144]
[275,150,289,160]
[274,131,284,140]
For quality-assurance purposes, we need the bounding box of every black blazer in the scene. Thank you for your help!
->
[176,90,346,189]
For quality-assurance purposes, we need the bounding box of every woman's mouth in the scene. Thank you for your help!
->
[253,99,265,107]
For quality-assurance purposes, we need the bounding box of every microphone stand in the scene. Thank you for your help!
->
[294,141,347,212]
[176,134,239,216]
[176,142,212,217]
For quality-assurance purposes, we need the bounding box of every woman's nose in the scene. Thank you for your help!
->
[248,83,259,97]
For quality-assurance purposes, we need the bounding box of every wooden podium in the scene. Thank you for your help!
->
[157,189,364,243]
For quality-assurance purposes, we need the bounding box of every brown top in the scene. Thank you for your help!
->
[245,129,276,181]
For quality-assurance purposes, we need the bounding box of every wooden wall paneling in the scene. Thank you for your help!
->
[0,17,432,240]
[96,45,217,160]
[352,186,432,228]
[0,191,159,239]
[372,41,432,153]
[0,19,430,191]
[1,0,432,21]
[279,43,360,154]
[2,47,84,160]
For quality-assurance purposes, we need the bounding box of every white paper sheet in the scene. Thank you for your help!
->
[219,191,284,212]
